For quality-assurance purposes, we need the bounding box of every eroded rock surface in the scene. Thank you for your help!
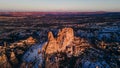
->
[42,28,90,68]
[42,28,90,55]
[0,54,12,68]
[21,28,115,68]
[21,28,90,68]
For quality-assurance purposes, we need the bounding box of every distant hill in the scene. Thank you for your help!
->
[0,11,108,16]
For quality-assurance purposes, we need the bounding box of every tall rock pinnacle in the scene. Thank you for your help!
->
[48,31,55,41]
[42,28,90,55]
[57,28,74,50]
[44,31,59,54]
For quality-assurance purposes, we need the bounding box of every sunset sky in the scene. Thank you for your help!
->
[0,0,120,12]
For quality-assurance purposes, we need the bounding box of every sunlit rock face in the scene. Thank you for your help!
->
[42,28,91,68]
[0,54,12,68]
[42,28,75,54]
[22,28,91,68]
[45,31,59,54]
[10,51,18,66]
[25,36,36,45]
[10,36,36,48]
[57,28,74,51]
[0,54,7,64]
[43,28,90,56]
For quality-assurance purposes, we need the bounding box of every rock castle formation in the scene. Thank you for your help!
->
[42,28,90,56]
[41,28,90,68]
[20,28,91,68]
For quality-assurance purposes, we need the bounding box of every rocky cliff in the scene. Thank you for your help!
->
[21,28,90,68]
[0,54,12,68]
[20,28,115,68]
[42,27,90,55]
[41,28,91,68]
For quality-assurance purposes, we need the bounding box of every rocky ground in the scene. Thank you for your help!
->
[19,28,120,68]
[0,27,119,68]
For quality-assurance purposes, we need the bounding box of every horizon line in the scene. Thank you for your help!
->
[0,11,120,13]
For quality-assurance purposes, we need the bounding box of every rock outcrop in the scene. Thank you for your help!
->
[57,28,74,51]
[42,28,90,56]
[25,36,36,45]
[0,54,12,68]
[21,28,91,68]
[44,31,59,54]
[0,54,7,65]
[10,51,18,64]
